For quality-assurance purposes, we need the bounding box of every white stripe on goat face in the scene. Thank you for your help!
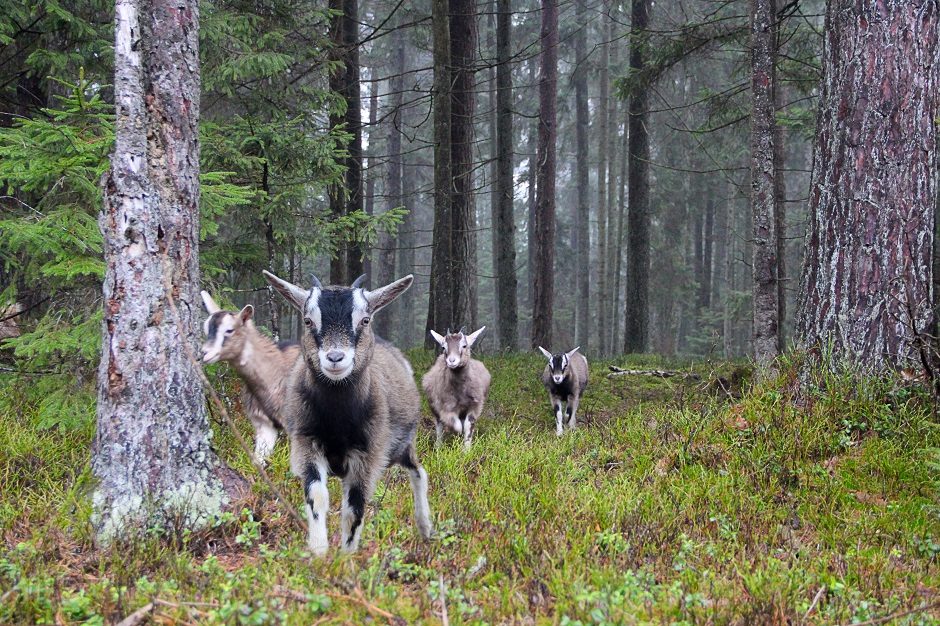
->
[202,312,235,364]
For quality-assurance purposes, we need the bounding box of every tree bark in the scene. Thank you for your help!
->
[573,0,590,350]
[750,0,779,366]
[596,2,610,355]
[605,36,620,353]
[426,0,453,347]
[494,0,519,350]
[773,0,787,352]
[623,0,651,354]
[531,0,557,349]
[328,0,363,285]
[449,0,478,330]
[364,76,379,282]
[797,1,939,372]
[94,0,239,541]
[376,47,403,340]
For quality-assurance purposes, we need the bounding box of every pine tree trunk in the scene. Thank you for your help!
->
[94,0,242,541]
[449,0,477,329]
[328,0,363,284]
[750,0,779,366]
[494,0,518,350]
[573,0,590,350]
[364,77,379,282]
[526,57,538,337]
[604,38,620,353]
[773,3,787,352]
[596,3,610,355]
[376,43,403,341]
[623,0,651,354]
[797,1,939,372]
[426,0,453,347]
[398,99,417,347]
[531,0,557,349]
[613,112,628,351]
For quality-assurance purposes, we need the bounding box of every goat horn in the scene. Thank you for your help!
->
[311,275,322,290]
[350,274,367,289]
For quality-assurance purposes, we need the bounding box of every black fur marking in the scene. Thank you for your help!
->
[303,463,322,519]
[551,354,565,374]
[565,405,573,418]
[346,485,365,545]
[206,312,226,341]
[295,377,374,477]
[317,289,356,343]
[548,376,575,398]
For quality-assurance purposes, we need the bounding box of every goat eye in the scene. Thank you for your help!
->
[360,317,370,326]
[304,317,313,328]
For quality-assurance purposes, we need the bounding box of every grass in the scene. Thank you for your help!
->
[1,352,940,624]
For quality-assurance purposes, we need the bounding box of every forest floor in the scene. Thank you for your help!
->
[2,352,940,625]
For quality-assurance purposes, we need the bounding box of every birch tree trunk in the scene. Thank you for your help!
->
[494,0,519,350]
[94,0,240,541]
[573,0,591,349]
[750,0,779,366]
[797,1,939,372]
[623,0,651,353]
[531,0,557,349]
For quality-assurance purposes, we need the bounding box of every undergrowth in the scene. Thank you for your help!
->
[1,353,939,624]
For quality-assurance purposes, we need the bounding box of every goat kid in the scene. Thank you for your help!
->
[263,270,432,555]
[200,292,300,464]
[423,327,491,449]
[538,346,589,436]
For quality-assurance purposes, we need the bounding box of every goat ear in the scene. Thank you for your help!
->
[537,346,553,360]
[465,326,486,347]
[263,270,311,311]
[201,290,220,314]
[364,274,413,313]
[429,329,446,348]
[239,304,254,323]
[566,346,581,358]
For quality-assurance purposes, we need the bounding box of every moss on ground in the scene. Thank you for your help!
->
[1,354,939,624]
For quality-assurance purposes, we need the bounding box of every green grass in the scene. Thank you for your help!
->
[2,354,939,624]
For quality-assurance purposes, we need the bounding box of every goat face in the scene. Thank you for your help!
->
[263,271,413,383]
[538,346,580,385]
[429,326,485,369]
[200,291,253,364]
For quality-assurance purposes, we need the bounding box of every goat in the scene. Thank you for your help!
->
[200,291,300,465]
[422,327,491,449]
[263,270,432,555]
[538,346,589,436]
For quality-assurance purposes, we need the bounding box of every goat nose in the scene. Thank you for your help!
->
[326,350,345,363]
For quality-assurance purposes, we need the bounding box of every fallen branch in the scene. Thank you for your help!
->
[116,603,154,626]
[606,366,701,380]
[844,601,940,626]
[322,587,403,624]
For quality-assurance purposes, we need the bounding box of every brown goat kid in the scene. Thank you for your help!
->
[200,291,300,464]
[263,271,432,555]
[422,327,491,449]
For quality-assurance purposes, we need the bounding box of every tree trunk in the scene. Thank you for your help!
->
[573,0,590,350]
[364,76,379,282]
[426,0,453,347]
[94,0,240,541]
[328,0,363,285]
[449,0,478,330]
[596,2,610,355]
[613,110,628,351]
[376,44,403,340]
[750,0,779,366]
[494,0,519,350]
[398,94,417,347]
[797,1,939,372]
[261,161,280,340]
[531,0,557,349]
[773,0,787,352]
[605,37,620,353]
[623,0,651,354]
[526,57,538,336]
